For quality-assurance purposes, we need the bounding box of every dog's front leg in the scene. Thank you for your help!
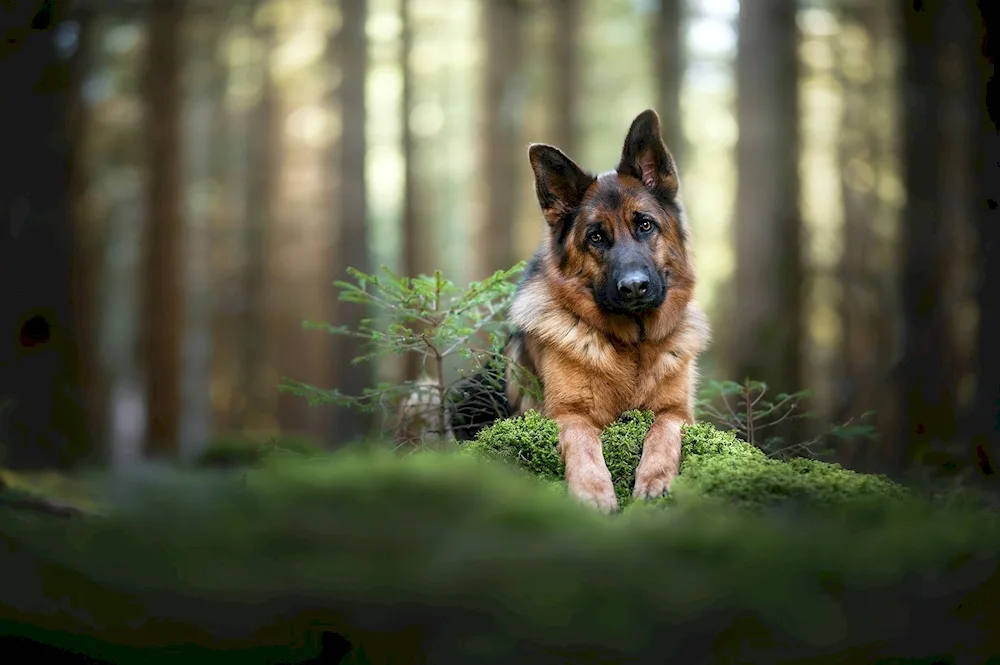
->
[633,410,686,500]
[555,413,618,514]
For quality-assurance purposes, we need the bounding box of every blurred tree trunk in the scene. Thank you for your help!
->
[69,6,106,462]
[891,0,977,471]
[330,0,372,444]
[550,0,580,158]
[0,1,90,469]
[653,0,684,167]
[967,2,998,481]
[400,0,427,382]
[724,0,802,395]
[833,0,885,463]
[477,0,525,278]
[234,16,280,435]
[142,0,184,459]
[215,8,254,435]
[179,10,227,459]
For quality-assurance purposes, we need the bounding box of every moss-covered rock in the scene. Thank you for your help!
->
[463,411,908,510]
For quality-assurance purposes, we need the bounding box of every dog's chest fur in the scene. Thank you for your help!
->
[506,281,709,426]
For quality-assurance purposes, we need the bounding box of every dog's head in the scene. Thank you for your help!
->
[528,110,693,317]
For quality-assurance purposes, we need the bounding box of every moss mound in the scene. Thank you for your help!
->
[464,410,908,510]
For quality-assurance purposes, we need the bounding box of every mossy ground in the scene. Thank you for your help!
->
[1,418,999,663]
[464,410,908,511]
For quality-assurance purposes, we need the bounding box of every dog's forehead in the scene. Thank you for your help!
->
[585,170,655,215]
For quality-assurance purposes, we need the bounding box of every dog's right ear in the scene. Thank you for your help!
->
[528,144,595,228]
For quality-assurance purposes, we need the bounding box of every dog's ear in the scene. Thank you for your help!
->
[617,109,679,201]
[528,144,595,228]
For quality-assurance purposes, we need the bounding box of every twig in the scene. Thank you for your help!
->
[719,389,742,430]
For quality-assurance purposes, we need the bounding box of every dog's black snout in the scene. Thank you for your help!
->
[617,272,650,300]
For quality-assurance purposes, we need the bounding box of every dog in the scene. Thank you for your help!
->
[450,109,710,513]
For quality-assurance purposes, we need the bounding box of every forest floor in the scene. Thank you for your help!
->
[1,415,999,664]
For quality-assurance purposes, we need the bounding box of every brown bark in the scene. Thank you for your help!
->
[142,0,184,459]
[477,0,525,278]
[653,0,684,167]
[551,0,581,158]
[330,0,373,444]
[725,0,803,395]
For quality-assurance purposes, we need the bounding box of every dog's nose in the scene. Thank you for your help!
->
[617,273,650,299]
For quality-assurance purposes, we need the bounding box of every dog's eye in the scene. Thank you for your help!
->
[637,218,653,233]
[589,232,605,245]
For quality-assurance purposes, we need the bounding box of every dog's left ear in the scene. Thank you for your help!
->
[617,109,679,201]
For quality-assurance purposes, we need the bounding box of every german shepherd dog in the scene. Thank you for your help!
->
[450,110,710,513]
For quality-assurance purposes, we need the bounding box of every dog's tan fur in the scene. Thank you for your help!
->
[504,110,711,513]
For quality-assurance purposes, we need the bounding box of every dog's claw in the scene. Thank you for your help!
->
[632,469,674,501]
[571,484,619,514]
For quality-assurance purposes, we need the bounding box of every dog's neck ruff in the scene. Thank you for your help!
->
[508,275,710,373]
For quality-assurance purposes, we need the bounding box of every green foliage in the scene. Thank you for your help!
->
[464,411,907,511]
[697,378,878,460]
[2,450,999,663]
[280,263,539,445]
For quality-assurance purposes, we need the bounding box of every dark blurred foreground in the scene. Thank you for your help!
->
[2,449,1000,664]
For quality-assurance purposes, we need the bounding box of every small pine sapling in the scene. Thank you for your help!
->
[280,263,541,448]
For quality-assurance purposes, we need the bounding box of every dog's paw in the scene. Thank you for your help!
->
[632,461,675,501]
[567,469,619,514]
[572,484,619,514]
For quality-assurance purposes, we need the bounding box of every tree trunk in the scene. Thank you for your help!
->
[892,0,976,471]
[550,0,581,158]
[0,1,90,469]
[967,1,999,481]
[214,7,254,435]
[234,18,280,435]
[833,0,884,463]
[142,0,184,460]
[725,0,803,396]
[69,6,106,463]
[179,9,227,460]
[400,0,427,383]
[330,0,372,445]
[477,0,525,278]
[653,0,684,167]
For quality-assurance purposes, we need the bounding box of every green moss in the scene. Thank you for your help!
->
[461,410,562,479]
[465,412,908,510]
[2,450,999,663]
